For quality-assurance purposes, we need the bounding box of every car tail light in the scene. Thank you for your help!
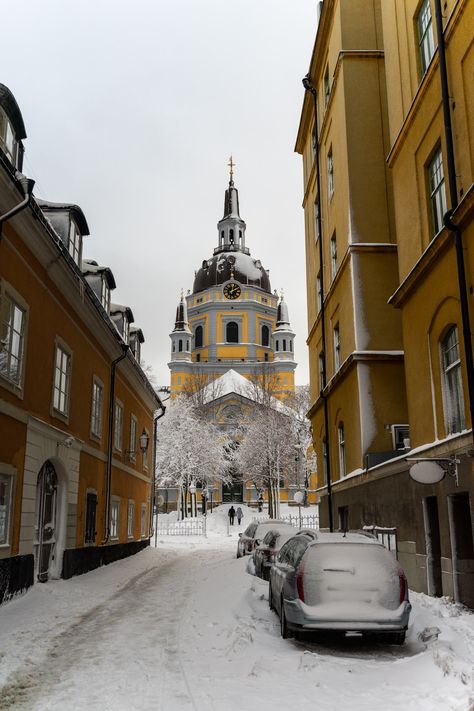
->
[399,573,407,604]
[296,565,305,602]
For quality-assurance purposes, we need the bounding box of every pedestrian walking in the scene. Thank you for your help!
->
[228,505,236,525]
[236,506,243,525]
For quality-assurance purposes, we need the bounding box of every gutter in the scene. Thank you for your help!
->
[150,404,166,538]
[0,170,35,240]
[303,74,334,532]
[434,0,474,448]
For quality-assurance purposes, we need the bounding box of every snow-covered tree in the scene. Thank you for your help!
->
[155,396,231,518]
[285,385,315,505]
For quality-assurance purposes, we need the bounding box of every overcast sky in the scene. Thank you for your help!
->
[1,1,318,386]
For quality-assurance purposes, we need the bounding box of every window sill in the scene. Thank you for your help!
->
[51,408,69,425]
[0,374,24,400]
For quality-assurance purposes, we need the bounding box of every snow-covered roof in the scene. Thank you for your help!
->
[200,369,289,413]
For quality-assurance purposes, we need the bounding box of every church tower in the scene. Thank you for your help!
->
[169,160,296,398]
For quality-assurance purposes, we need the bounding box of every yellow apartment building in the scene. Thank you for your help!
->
[0,83,164,603]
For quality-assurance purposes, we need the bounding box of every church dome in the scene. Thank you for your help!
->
[193,251,271,294]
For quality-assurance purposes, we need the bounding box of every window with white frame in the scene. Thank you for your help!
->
[317,272,322,313]
[0,291,26,387]
[330,232,337,279]
[129,414,138,462]
[114,400,123,451]
[319,352,325,390]
[110,498,120,539]
[90,378,103,438]
[127,501,135,538]
[327,148,334,199]
[53,342,71,415]
[334,324,341,371]
[141,504,147,537]
[0,106,18,167]
[0,471,13,545]
[68,220,81,265]
[122,318,130,345]
[324,65,330,105]
[417,0,435,76]
[441,326,465,434]
[428,146,447,236]
[100,278,110,312]
[338,423,346,477]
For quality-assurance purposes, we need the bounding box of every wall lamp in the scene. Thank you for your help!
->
[125,428,150,456]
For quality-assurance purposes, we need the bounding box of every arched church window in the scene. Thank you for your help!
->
[195,325,203,348]
[239,229,242,240]
[261,325,270,347]
[283,339,287,351]
[179,339,183,352]
[186,340,189,351]
[229,229,234,245]
[275,340,279,352]
[226,321,239,343]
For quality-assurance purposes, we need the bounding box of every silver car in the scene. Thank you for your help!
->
[269,531,411,644]
[236,519,293,558]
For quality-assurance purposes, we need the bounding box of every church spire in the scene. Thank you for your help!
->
[173,289,189,332]
[216,157,248,254]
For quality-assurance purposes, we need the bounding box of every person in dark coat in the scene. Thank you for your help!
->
[236,506,243,525]
[228,506,236,525]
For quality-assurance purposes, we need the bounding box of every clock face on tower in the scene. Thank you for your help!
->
[223,282,242,300]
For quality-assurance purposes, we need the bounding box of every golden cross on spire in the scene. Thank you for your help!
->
[228,154,235,182]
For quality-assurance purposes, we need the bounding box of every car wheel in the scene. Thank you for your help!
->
[269,583,274,611]
[236,545,242,559]
[280,599,291,639]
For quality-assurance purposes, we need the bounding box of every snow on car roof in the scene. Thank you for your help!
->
[311,532,381,545]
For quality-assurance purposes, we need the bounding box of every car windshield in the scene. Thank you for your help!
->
[255,522,293,541]
[301,543,400,609]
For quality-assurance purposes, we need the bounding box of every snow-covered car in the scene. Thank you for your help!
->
[236,519,293,558]
[252,527,300,581]
[269,531,411,644]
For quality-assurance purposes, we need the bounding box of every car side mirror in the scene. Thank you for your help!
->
[238,533,242,537]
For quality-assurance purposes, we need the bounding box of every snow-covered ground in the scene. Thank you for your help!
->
[0,504,473,711]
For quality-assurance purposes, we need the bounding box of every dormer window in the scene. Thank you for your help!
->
[100,278,110,312]
[123,319,130,345]
[0,106,18,167]
[68,220,82,265]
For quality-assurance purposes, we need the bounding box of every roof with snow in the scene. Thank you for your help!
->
[200,369,290,414]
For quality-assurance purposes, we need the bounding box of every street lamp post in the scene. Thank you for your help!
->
[189,482,197,518]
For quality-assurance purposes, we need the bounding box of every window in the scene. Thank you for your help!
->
[128,501,135,538]
[196,353,201,362]
[327,148,334,199]
[0,106,18,166]
[229,228,234,245]
[90,379,103,438]
[122,318,130,345]
[322,439,328,484]
[195,325,203,348]
[130,415,138,462]
[275,340,279,352]
[226,321,239,343]
[330,232,337,278]
[84,491,97,544]
[110,498,120,540]
[261,324,270,347]
[53,343,71,415]
[0,471,13,545]
[264,353,269,362]
[314,198,320,240]
[68,220,82,266]
[0,292,26,387]
[283,339,287,351]
[334,324,340,370]
[319,352,325,389]
[441,326,465,434]
[290,341,293,353]
[338,505,349,532]
[324,65,330,105]
[141,504,147,537]
[178,339,183,352]
[338,423,346,477]
[428,147,447,236]
[417,0,435,76]
[186,340,189,351]
[100,278,110,312]
[114,400,123,451]
[317,272,322,313]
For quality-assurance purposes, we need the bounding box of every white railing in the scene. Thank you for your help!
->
[363,525,397,555]
[254,514,319,530]
[155,516,207,537]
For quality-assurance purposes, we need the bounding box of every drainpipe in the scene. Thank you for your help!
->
[150,404,166,543]
[303,74,334,532]
[103,346,129,544]
[0,171,35,240]
[434,0,474,447]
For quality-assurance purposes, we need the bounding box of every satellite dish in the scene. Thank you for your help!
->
[409,461,445,485]
[294,491,304,504]
[156,495,165,506]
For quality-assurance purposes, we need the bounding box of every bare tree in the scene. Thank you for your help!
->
[182,368,223,418]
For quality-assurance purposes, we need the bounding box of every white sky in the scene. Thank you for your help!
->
[1,1,318,386]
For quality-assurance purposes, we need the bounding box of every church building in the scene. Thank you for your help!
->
[169,162,297,399]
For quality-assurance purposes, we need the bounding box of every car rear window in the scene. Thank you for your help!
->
[301,543,400,609]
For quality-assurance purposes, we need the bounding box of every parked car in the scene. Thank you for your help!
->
[269,531,411,644]
[236,519,293,558]
[253,527,302,581]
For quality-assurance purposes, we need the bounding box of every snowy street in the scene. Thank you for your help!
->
[0,507,473,711]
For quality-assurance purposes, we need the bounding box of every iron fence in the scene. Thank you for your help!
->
[253,513,319,530]
[155,516,207,537]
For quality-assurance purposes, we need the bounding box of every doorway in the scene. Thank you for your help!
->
[35,461,58,582]
[422,496,442,596]
[222,475,243,502]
